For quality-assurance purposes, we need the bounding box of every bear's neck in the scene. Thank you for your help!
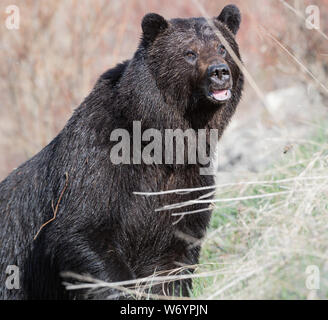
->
[115,57,228,134]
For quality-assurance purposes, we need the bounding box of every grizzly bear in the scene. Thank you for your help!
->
[0,4,243,299]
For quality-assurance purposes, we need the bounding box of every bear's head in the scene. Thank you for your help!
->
[140,5,243,116]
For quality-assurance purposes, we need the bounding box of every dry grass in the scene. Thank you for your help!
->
[196,124,328,299]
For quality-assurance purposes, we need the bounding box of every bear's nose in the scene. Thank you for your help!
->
[208,64,230,86]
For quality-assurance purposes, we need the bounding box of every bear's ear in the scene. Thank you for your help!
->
[142,13,168,44]
[217,5,241,35]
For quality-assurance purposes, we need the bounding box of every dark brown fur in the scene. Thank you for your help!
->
[0,5,243,299]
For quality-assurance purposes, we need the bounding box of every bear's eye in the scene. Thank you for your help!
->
[218,45,226,57]
[185,50,197,64]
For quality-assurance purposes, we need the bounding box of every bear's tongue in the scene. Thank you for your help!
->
[212,89,231,101]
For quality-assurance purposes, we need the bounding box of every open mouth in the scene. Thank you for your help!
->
[208,89,232,102]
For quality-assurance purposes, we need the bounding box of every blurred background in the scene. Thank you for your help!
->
[0,0,327,180]
[1,0,328,300]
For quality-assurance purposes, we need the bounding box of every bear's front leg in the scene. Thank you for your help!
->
[24,230,135,300]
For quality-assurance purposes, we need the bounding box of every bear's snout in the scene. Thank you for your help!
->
[207,63,231,89]
[205,63,233,103]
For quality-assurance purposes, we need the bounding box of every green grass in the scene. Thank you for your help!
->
[193,122,328,300]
